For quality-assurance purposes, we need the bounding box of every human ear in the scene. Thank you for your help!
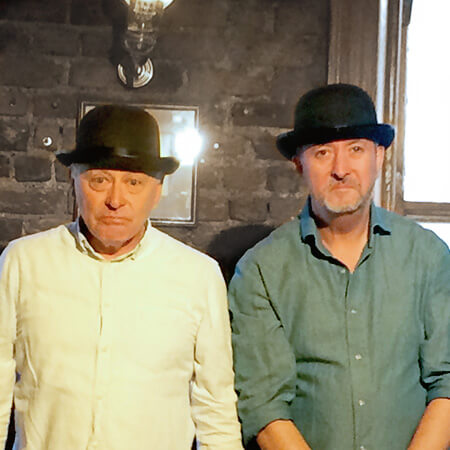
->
[292,155,304,175]
[375,145,385,173]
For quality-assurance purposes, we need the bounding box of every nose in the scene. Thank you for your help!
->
[331,148,351,180]
[105,181,126,209]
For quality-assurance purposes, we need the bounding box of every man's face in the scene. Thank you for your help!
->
[73,169,162,253]
[294,138,385,215]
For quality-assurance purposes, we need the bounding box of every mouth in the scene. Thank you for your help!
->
[330,184,355,191]
[99,216,131,224]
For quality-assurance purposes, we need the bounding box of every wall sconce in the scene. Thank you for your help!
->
[107,0,175,88]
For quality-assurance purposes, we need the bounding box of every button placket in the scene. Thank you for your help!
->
[91,262,114,441]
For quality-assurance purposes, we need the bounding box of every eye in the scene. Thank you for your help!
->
[92,176,106,184]
[350,145,364,153]
[127,178,142,186]
[315,148,330,158]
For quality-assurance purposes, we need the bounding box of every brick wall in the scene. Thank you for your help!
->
[0,0,329,277]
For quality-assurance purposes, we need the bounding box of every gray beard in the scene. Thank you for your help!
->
[323,182,375,214]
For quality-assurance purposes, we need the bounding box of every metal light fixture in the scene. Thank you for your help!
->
[108,0,174,88]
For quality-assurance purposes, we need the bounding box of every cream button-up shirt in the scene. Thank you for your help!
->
[0,221,242,449]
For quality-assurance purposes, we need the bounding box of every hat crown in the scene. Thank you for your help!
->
[77,105,160,158]
[294,84,378,131]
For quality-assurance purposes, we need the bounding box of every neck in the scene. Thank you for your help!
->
[80,219,146,260]
[311,199,372,272]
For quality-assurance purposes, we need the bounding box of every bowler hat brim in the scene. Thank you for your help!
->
[276,124,395,159]
[56,146,180,176]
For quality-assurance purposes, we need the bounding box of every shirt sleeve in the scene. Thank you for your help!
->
[0,245,17,448]
[228,254,297,445]
[419,237,450,403]
[190,261,243,450]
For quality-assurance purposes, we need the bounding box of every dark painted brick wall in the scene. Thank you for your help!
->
[0,0,329,274]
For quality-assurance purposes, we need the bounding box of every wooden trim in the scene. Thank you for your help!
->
[328,0,380,100]
[403,202,450,222]
[380,0,408,213]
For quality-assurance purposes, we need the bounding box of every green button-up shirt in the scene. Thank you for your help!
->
[228,201,450,450]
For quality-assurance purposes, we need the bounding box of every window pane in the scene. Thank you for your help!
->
[403,0,450,203]
[419,222,450,247]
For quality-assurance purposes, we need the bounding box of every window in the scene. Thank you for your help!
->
[329,0,450,245]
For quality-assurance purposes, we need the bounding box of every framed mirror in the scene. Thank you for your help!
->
[79,102,199,225]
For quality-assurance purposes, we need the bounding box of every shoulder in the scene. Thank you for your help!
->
[379,207,448,252]
[148,226,222,273]
[0,224,72,279]
[2,224,71,260]
[375,208,449,269]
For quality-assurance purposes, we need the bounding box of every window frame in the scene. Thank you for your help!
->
[328,0,450,223]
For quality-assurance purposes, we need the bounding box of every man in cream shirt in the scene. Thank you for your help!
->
[0,105,242,450]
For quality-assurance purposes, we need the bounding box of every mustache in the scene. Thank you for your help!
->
[328,179,359,189]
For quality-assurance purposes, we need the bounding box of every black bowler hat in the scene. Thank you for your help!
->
[276,84,395,160]
[56,105,180,176]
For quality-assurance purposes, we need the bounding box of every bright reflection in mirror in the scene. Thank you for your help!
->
[175,129,203,166]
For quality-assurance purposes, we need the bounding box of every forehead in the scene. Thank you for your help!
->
[310,138,377,149]
[80,168,149,178]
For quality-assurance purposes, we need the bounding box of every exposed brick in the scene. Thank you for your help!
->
[154,31,227,63]
[80,29,111,58]
[0,54,67,88]
[34,121,62,151]
[0,154,11,177]
[227,0,275,33]
[14,154,52,182]
[0,218,23,242]
[270,65,327,105]
[163,0,229,28]
[142,61,184,94]
[0,88,29,116]
[33,94,77,118]
[231,102,292,128]
[69,58,118,88]
[229,198,268,222]
[188,223,223,252]
[23,215,72,235]
[269,196,306,223]
[55,160,71,182]
[197,163,223,189]
[61,122,76,150]
[0,118,29,152]
[266,164,304,194]
[0,187,68,214]
[222,164,266,192]
[0,0,69,23]
[70,0,110,26]
[0,23,31,53]
[185,64,271,100]
[275,0,329,36]
[197,190,228,222]
[29,25,80,56]
[270,34,328,69]
[253,131,285,161]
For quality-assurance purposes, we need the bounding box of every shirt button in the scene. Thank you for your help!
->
[340,268,346,274]
[360,446,366,450]
[358,399,366,406]
[351,309,357,314]
[355,354,362,360]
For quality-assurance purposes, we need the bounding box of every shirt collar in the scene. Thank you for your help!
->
[299,197,392,249]
[68,217,154,262]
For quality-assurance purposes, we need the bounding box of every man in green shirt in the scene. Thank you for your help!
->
[228,84,450,449]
